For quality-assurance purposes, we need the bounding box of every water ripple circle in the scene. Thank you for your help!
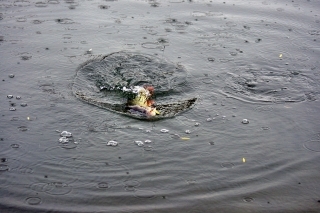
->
[72,52,195,119]
[218,69,319,103]
[73,51,190,103]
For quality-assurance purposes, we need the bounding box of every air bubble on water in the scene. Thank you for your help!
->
[242,119,249,124]
[135,140,144,147]
[206,118,212,122]
[59,137,69,143]
[106,140,118,147]
[195,122,200,126]
[60,131,72,137]
[7,95,13,99]
[160,129,169,133]
[185,130,191,134]
[145,139,152,143]
[9,107,16,111]
[11,144,20,148]
[9,74,15,78]
[16,96,21,100]
[20,103,27,107]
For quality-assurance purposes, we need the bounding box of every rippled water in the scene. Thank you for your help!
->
[1,0,320,212]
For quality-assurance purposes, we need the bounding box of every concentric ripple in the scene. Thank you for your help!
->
[219,69,319,103]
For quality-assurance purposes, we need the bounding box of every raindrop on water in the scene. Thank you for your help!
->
[106,140,118,146]
[160,129,169,133]
[144,139,152,143]
[97,182,110,189]
[185,130,191,134]
[7,95,13,99]
[207,57,215,62]
[60,131,72,137]
[243,197,254,202]
[144,146,153,151]
[8,74,15,78]
[11,144,20,148]
[26,197,41,205]
[135,140,144,147]
[242,119,249,124]
[9,107,16,111]
[0,164,9,171]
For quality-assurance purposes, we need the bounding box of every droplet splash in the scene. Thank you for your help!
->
[106,140,118,147]
[11,144,20,148]
[135,141,144,147]
[160,129,169,133]
[242,119,249,124]
[60,131,72,137]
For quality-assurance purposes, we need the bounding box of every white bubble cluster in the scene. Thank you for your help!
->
[59,137,69,143]
[58,130,78,146]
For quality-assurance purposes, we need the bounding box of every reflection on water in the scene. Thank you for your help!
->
[0,0,320,212]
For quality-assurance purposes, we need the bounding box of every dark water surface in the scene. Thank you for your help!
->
[1,0,320,212]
